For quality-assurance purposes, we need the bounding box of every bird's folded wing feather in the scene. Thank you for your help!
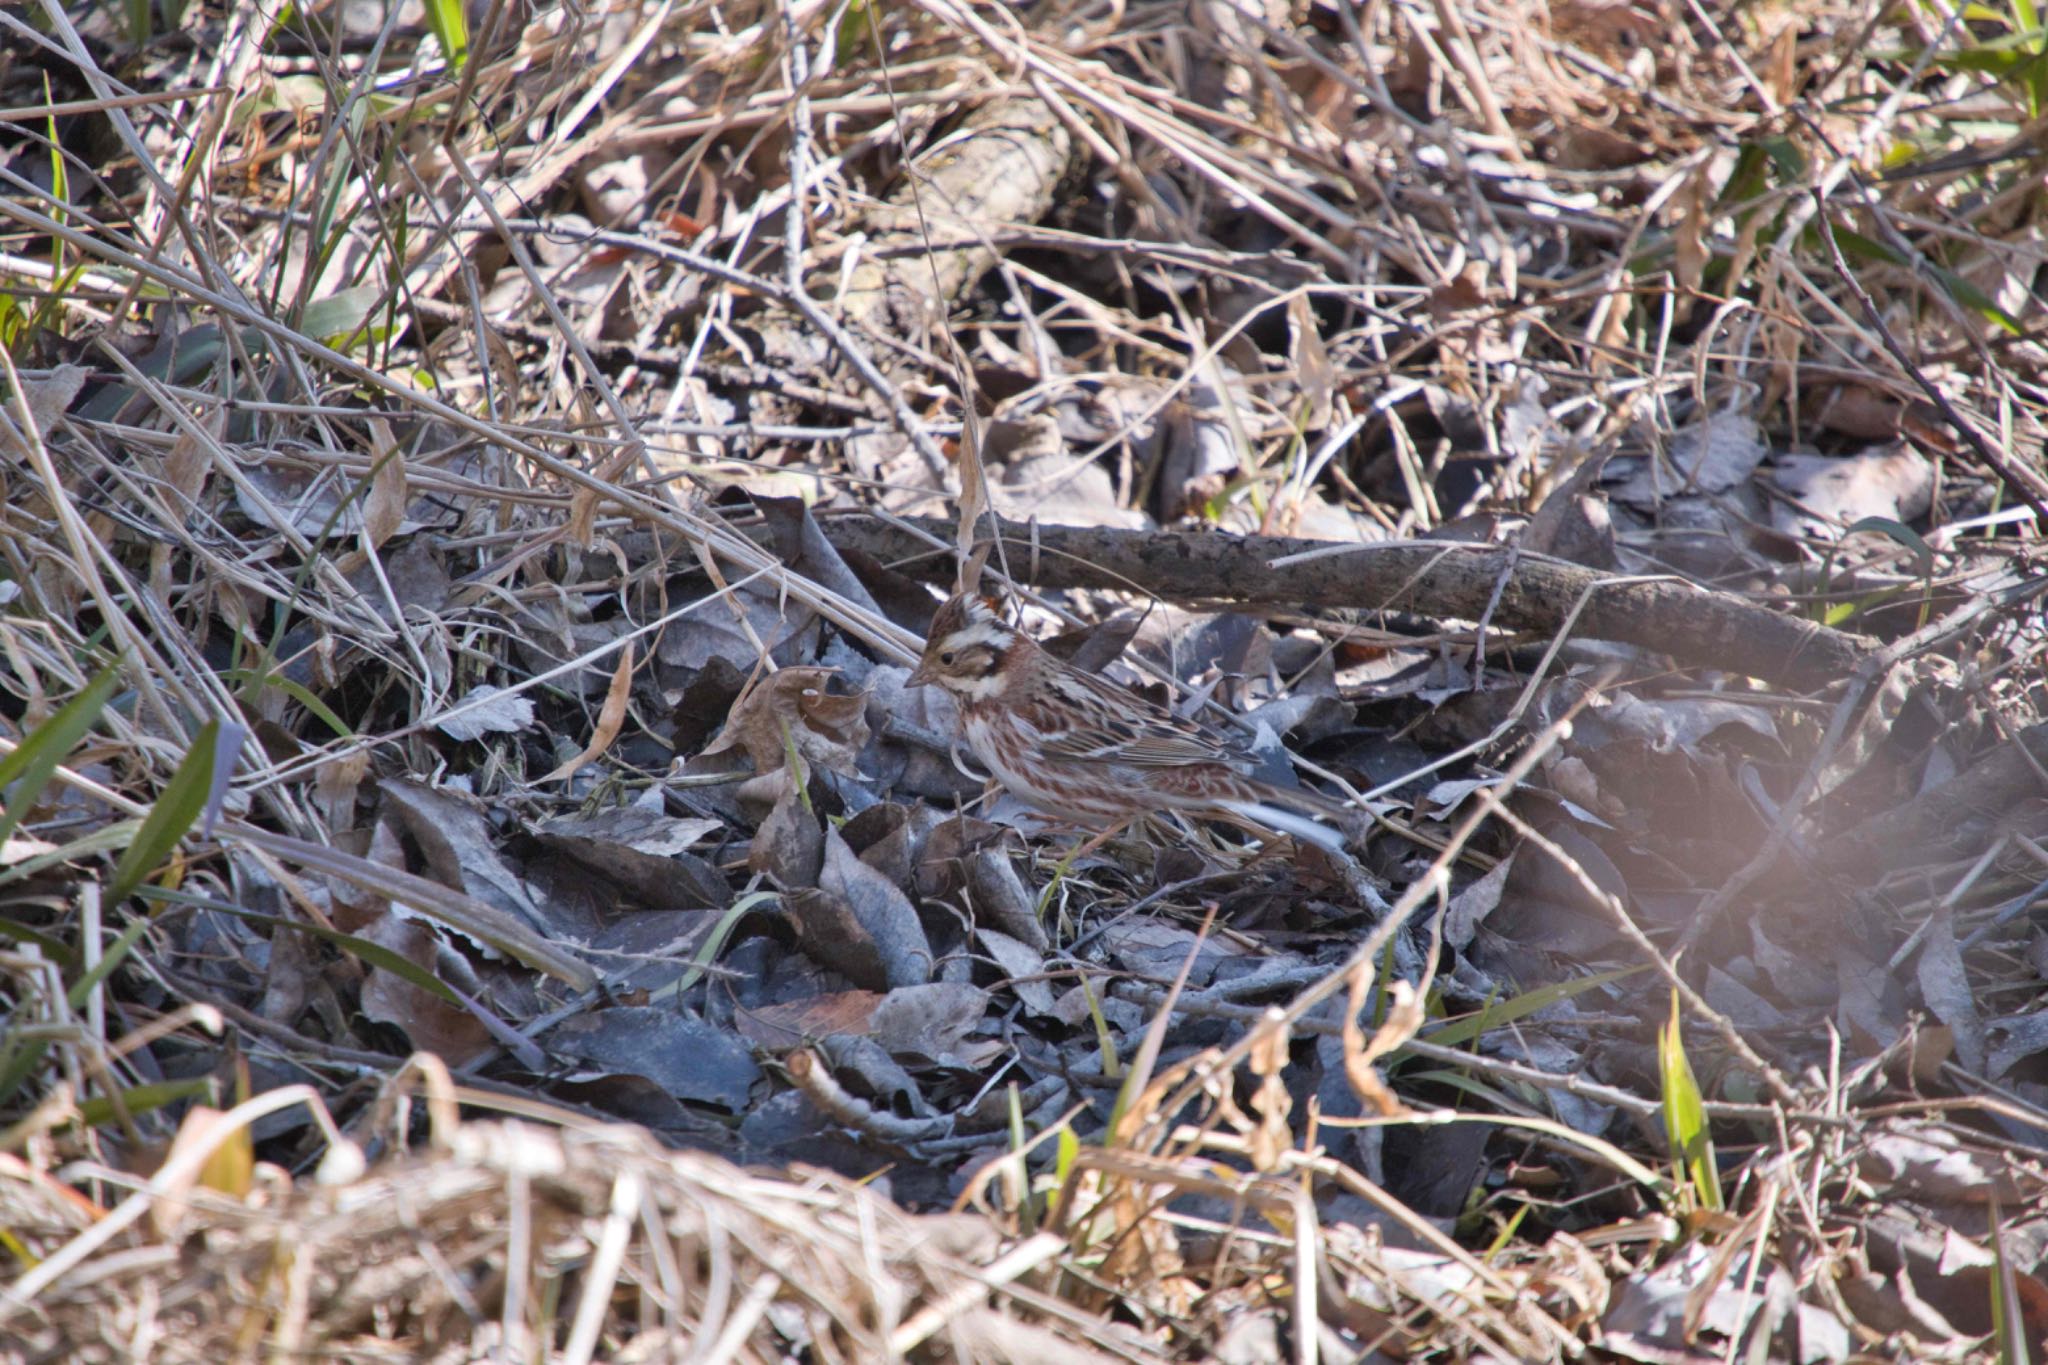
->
[1032,670,1251,769]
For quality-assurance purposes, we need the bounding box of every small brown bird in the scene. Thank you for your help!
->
[906,592,1351,851]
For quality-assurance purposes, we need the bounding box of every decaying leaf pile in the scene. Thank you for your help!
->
[4,0,2048,1359]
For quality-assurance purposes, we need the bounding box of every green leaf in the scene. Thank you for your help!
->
[1925,261,2025,333]
[1843,515,1936,570]
[77,325,230,422]
[0,1034,49,1112]
[1054,1123,1079,1188]
[777,719,813,816]
[422,0,469,69]
[1810,224,2024,333]
[219,669,354,741]
[1418,967,1644,1050]
[0,915,79,967]
[1718,143,1773,209]
[1658,989,1722,1212]
[1987,1195,2032,1364]
[656,891,774,1001]
[0,665,120,852]
[297,284,388,351]
[1760,135,1808,181]
[138,885,463,1005]
[1079,974,1120,1081]
[0,821,138,896]
[77,1076,216,1127]
[105,719,221,908]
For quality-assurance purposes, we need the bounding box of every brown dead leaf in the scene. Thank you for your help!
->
[546,1007,760,1110]
[358,918,494,1066]
[1247,1013,1293,1172]
[964,846,1047,950]
[313,752,370,831]
[567,431,637,546]
[746,766,824,887]
[785,888,894,988]
[705,665,869,777]
[1674,165,1711,299]
[1343,957,1416,1117]
[362,417,408,551]
[1428,262,1517,369]
[866,982,989,1058]
[1288,294,1335,430]
[0,364,86,463]
[737,990,887,1048]
[541,642,635,782]
[1806,384,1912,442]
[819,827,932,987]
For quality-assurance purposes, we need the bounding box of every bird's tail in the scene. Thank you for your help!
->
[1221,780,1361,853]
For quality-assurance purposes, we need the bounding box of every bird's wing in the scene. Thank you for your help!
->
[1030,666,1251,770]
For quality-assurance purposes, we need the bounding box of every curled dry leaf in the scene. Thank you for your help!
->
[1768,446,1935,539]
[976,928,1056,1015]
[361,417,408,551]
[838,802,918,890]
[359,918,495,1066]
[737,990,895,1049]
[704,665,870,778]
[657,583,819,674]
[820,827,932,987]
[0,365,87,464]
[785,889,894,990]
[964,846,1047,950]
[913,815,1011,903]
[532,805,727,909]
[1247,1012,1294,1173]
[379,779,543,931]
[541,641,635,782]
[746,766,824,888]
[1610,411,1768,507]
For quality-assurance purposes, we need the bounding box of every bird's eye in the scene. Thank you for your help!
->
[939,651,956,665]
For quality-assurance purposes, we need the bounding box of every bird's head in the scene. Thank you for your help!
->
[906,592,1022,701]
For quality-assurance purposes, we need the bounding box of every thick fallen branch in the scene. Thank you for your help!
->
[812,514,1875,692]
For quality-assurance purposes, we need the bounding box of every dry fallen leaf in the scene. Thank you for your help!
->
[542,642,636,781]
[704,665,870,777]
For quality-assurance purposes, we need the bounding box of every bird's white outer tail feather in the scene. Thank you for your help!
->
[1220,800,1346,853]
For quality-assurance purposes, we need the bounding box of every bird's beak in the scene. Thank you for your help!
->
[906,658,935,688]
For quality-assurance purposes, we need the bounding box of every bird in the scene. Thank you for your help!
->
[905,591,1354,852]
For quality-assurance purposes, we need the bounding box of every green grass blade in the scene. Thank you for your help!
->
[1417,967,1644,1050]
[105,719,221,907]
[138,886,463,1005]
[1658,989,1722,1212]
[77,1077,216,1127]
[423,0,469,69]
[0,665,121,852]
[656,890,776,1000]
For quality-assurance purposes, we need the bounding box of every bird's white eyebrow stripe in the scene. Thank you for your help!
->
[938,620,1014,652]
